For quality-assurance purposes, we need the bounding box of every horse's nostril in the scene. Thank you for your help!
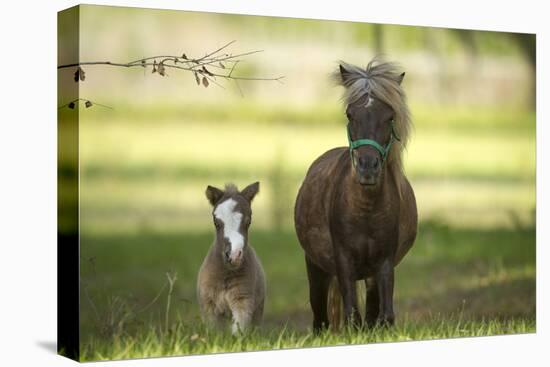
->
[357,156,380,173]
[357,157,368,171]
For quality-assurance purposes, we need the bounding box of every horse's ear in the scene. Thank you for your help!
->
[339,64,353,84]
[397,72,405,85]
[205,185,224,206]
[241,181,260,203]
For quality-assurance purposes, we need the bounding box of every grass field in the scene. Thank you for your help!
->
[78,223,535,360]
[72,102,536,361]
[80,318,535,361]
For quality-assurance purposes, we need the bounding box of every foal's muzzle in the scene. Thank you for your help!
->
[224,244,244,267]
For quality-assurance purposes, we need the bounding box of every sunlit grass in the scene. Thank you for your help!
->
[79,316,535,361]
[76,111,535,232]
[78,177,535,233]
[78,115,535,181]
[77,100,535,131]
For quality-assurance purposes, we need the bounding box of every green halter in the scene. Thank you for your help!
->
[347,120,400,165]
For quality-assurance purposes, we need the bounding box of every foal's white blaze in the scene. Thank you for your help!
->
[214,198,244,258]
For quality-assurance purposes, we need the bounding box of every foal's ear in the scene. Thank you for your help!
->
[205,185,224,206]
[397,72,405,85]
[241,181,260,203]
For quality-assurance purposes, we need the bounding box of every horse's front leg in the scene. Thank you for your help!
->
[305,255,331,333]
[364,277,380,328]
[375,258,395,326]
[335,250,361,328]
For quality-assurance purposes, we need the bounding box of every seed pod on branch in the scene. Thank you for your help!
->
[158,62,166,76]
[202,66,214,76]
[74,66,85,82]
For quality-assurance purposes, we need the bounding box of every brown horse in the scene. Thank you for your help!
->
[294,58,417,332]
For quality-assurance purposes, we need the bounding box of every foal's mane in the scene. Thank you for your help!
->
[334,57,412,192]
[223,183,239,195]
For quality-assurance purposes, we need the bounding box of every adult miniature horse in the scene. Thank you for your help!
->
[294,58,417,332]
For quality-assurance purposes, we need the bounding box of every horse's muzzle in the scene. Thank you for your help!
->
[356,155,381,185]
[358,174,377,186]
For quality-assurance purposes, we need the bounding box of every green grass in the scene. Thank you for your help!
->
[80,317,535,361]
[79,222,536,361]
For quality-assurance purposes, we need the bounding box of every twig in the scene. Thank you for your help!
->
[234,79,244,98]
[195,40,236,62]
[58,98,113,110]
[58,60,283,82]
[164,271,177,333]
[57,41,284,86]
[82,282,101,324]
[134,282,168,315]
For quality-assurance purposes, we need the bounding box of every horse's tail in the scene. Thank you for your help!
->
[327,277,342,332]
[327,278,365,331]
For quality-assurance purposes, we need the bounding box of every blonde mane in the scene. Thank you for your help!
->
[334,57,413,195]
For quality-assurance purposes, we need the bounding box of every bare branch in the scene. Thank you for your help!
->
[195,40,236,62]
[58,98,113,110]
[57,41,284,87]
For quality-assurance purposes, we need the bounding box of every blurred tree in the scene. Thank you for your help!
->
[512,33,536,107]
[451,30,535,108]
[372,24,384,54]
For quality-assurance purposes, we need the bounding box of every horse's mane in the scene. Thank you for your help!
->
[333,57,412,195]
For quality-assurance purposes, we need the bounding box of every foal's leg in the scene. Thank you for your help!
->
[251,299,264,326]
[199,298,226,330]
[375,258,395,326]
[230,301,253,335]
[364,277,380,328]
[305,255,331,333]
